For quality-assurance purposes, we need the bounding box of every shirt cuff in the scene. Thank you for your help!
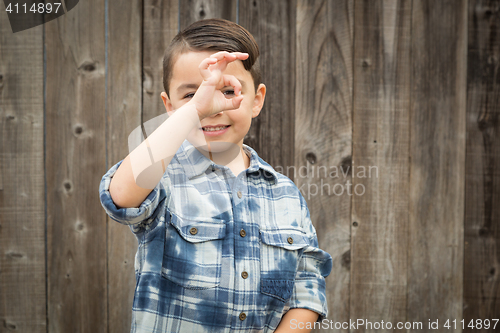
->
[99,159,164,226]
[287,271,329,321]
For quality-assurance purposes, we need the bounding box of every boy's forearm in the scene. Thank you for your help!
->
[109,102,201,208]
[274,308,320,333]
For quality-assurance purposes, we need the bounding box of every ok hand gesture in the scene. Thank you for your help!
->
[189,51,249,120]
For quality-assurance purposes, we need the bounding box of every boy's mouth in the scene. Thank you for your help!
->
[201,125,230,132]
[200,124,231,137]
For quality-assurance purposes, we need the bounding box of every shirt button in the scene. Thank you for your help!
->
[287,236,293,244]
[239,312,246,321]
[240,229,246,237]
[190,227,198,235]
[241,271,248,279]
[237,191,242,198]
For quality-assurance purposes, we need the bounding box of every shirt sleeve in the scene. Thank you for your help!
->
[286,192,333,321]
[98,158,168,232]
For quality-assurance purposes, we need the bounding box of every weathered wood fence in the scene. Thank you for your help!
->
[1,0,499,332]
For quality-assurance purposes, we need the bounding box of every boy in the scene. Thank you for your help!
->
[99,18,332,333]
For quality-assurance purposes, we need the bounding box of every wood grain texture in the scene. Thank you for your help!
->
[179,0,237,30]
[294,0,353,331]
[350,1,411,331]
[0,4,46,332]
[3,0,500,330]
[106,0,143,332]
[464,0,500,329]
[408,0,467,329]
[45,0,107,331]
[143,0,179,123]
[238,0,296,176]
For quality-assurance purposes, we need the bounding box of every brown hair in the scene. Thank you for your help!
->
[163,18,261,98]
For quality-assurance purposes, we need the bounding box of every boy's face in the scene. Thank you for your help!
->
[161,51,266,152]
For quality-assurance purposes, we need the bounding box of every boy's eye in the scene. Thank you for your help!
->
[183,93,195,99]
[223,90,235,96]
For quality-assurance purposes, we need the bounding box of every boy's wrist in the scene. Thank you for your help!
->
[178,100,206,122]
[174,101,204,126]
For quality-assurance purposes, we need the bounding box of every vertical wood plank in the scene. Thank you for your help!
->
[179,0,237,29]
[45,0,107,331]
[464,0,500,329]
[294,0,353,331]
[350,0,412,331]
[0,6,46,333]
[408,0,467,329]
[143,0,179,122]
[106,0,142,332]
[239,0,296,179]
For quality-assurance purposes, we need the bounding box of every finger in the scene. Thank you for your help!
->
[213,58,229,73]
[228,95,244,110]
[201,56,231,78]
[222,74,242,96]
[210,53,237,72]
[209,52,247,71]
[224,52,248,63]
[209,51,233,61]
[209,51,248,62]
[200,52,249,80]
[199,57,218,80]
[220,95,244,111]
[219,52,249,72]
[221,52,248,66]
[233,52,249,60]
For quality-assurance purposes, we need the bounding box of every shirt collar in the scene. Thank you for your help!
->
[177,140,279,183]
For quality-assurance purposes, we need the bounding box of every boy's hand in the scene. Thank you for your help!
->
[189,51,249,120]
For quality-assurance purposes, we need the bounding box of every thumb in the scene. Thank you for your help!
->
[229,95,244,110]
[219,95,243,112]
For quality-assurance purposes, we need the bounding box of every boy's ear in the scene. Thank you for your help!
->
[252,83,266,118]
[161,92,175,113]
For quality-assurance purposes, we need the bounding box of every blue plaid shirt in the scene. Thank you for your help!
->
[99,139,332,333]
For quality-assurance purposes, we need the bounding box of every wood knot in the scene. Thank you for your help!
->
[6,251,24,259]
[352,221,359,227]
[477,4,499,19]
[74,124,84,135]
[477,111,498,132]
[362,59,371,68]
[305,152,317,164]
[76,223,84,231]
[341,249,351,269]
[143,69,154,95]
[6,115,15,121]
[199,9,206,18]
[79,61,97,72]
[3,320,17,330]
[488,55,498,65]
[63,180,72,192]
[340,156,352,176]
[479,227,490,237]
[84,64,95,71]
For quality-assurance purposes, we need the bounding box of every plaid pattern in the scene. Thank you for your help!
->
[99,139,332,333]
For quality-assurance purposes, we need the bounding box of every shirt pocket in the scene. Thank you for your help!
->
[259,227,310,302]
[162,212,226,289]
